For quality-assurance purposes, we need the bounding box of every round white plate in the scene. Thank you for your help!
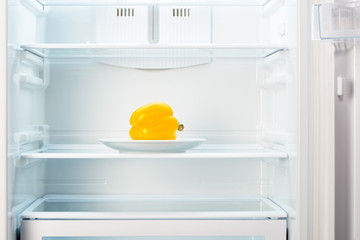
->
[100,138,206,153]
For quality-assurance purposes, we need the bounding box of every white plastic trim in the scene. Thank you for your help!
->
[262,132,295,145]
[19,50,44,65]
[28,0,272,7]
[310,0,335,239]
[21,219,286,240]
[19,0,44,15]
[311,41,335,240]
[0,1,8,240]
[13,131,44,144]
[298,0,311,239]
[13,73,48,89]
[263,0,285,16]
[261,74,289,89]
[21,219,287,240]
[8,195,36,217]
[0,0,7,239]
[14,156,44,168]
[337,76,343,97]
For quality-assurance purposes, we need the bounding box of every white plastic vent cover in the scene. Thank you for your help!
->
[96,6,211,69]
[159,6,211,44]
[96,6,148,44]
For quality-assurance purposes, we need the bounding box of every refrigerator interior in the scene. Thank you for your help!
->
[7,0,297,239]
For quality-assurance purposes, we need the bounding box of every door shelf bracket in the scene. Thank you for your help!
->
[13,73,48,89]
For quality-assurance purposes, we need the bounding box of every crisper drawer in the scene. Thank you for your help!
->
[20,195,287,240]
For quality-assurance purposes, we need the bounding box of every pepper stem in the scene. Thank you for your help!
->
[178,123,184,132]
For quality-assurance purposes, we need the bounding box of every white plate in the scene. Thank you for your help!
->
[99,139,206,153]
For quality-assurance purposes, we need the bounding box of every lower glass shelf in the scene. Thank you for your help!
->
[21,195,287,219]
[20,144,288,159]
[43,237,265,240]
[20,196,287,240]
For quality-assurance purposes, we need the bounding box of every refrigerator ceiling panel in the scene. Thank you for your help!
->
[33,0,273,7]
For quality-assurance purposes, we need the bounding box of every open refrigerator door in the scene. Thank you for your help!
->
[312,1,360,239]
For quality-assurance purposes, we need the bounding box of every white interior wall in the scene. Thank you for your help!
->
[43,60,267,195]
[8,1,46,199]
[45,61,260,144]
[43,158,267,195]
[43,6,263,44]
[42,5,264,144]
[7,2,46,240]
[4,2,299,240]
[212,7,262,44]
[40,5,269,197]
[7,0,297,204]
[260,2,297,240]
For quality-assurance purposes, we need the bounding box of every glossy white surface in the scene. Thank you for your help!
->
[21,219,286,240]
[100,139,206,153]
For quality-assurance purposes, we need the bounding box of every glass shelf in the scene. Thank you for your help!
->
[20,144,288,159]
[35,0,272,7]
[43,238,266,240]
[313,1,360,40]
[20,44,288,59]
[21,195,287,219]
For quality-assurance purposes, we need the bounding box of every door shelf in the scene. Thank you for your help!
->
[34,0,272,7]
[20,144,288,159]
[20,44,289,59]
[313,1,360,40]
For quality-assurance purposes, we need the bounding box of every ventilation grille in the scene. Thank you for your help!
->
[173,8,190,17]
[117,8,135,17]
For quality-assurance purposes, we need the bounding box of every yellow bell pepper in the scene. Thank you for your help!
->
[129,102,184,140]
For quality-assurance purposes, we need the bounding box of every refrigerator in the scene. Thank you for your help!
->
[0,0,358,239]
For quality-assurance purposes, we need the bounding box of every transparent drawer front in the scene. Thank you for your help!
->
[21,220,285,240]
[313,1,360,39]
[20,196,287,240]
